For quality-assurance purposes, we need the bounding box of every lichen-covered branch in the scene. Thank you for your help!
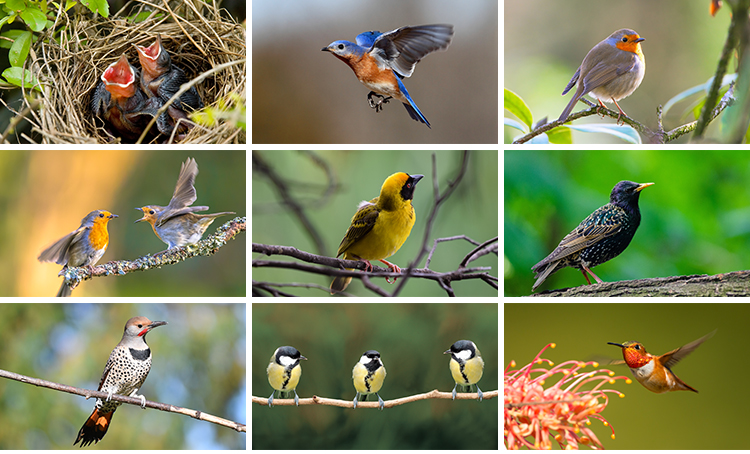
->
[61,217,245,291]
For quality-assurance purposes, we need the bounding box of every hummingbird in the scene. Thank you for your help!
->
[607,330,716,393]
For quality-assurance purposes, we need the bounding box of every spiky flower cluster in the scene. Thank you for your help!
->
[504,343,631,450]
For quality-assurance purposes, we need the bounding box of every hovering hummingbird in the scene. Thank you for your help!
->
[607,330,716,393]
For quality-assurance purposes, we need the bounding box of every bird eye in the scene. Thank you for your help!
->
[634,345,641,350]
[99,213,104,218]
[621,36,628,43]
[337,44,345,50]
[149,210,155,215]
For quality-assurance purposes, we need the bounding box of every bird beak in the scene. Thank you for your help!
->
[443,349,450,355]
[109,214,119,219]
[634,37,645,43]
[300,356,308,361]
[636,182,654,192]
[134,207,146,223]
[148,320,168,329]
[607,342,626,348]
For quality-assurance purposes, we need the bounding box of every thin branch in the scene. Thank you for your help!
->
[0,368,245,433]
[252,152,327,255]
[425,235,481,268]
[251,389,498,408]
[252,242,497,297]
[59,217,244,291]
[694,0,748,138]
[393,151,471,297]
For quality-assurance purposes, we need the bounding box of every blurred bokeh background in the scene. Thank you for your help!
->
[504,149,750,296]
[0,303,246,449]
[252,150,499,297]
[504,0,732,143]
[505,303,746,449]
[252,0,498,144]
[0,150,245,297]
[252,303,498,449]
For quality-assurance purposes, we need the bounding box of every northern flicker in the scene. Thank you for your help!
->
[74,316,167,447]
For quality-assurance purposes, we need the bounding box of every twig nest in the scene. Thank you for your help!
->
[27,0,245,144]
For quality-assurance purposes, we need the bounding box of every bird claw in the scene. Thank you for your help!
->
[381,261,401,284]
[367,91,392,112]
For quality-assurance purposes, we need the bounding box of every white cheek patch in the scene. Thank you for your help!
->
[455,349,473,362]
[279,355,295,367]
[359,355,370,365]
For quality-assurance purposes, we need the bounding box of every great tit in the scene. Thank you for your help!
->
[352,350,387,410]
[266,346,307,407]
[444,340,484,401]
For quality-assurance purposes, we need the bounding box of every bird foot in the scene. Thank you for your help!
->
[367,91,392,112]
[380,259,402,284]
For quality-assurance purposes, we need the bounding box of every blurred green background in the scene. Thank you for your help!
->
[505,303,746,450]
[253,0,498,144]
[0,150,245,297]
[0,303,246,449]
[504,149,750,296]
[252,150,499,297]
[504,0,731,143]
[252,303,498,449]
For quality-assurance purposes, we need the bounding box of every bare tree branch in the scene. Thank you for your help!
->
[393,151,472,296]
[0,368,245,432]
[252,152,328,254]
[251,389,498,408]
[251,242,497,297]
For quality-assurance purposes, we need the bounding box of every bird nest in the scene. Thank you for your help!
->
[15,0,245,144]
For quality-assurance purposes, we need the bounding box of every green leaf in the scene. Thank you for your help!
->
[8,30,31,67]
[6,0,25,10]
[0,28,26,49]
[79,0,109,17]
[20,6,47,32]
[2,66,41,90]
[547,126,572,144]
[504,88,533,129]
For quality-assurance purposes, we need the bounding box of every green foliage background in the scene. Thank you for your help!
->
[504,149,750,296]
[0,303,246,449]
[252,303,498,449]
[252,150,499,297]
[505,303,748,450]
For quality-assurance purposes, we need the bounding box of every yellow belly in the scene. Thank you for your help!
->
[267,363,302,392]
[352,363,386,394]
[450,357,484,385]
[346,207,415,261]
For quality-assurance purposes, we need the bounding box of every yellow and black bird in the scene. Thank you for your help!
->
[352,350,387,410]
[444,340,484,401]
[331,172,424,293]
[266,346,307,407]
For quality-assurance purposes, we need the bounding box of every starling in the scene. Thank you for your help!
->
[531,180,654,291]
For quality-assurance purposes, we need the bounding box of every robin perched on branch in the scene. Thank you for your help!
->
[38,210,119,297]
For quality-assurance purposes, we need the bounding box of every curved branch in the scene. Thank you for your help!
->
[61,217,245,291]
[251,389,498,408]
[0,368,245,432]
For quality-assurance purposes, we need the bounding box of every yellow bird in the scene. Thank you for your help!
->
[266,346,307,407]
[331,172,424,293]
[444,340,485,401]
